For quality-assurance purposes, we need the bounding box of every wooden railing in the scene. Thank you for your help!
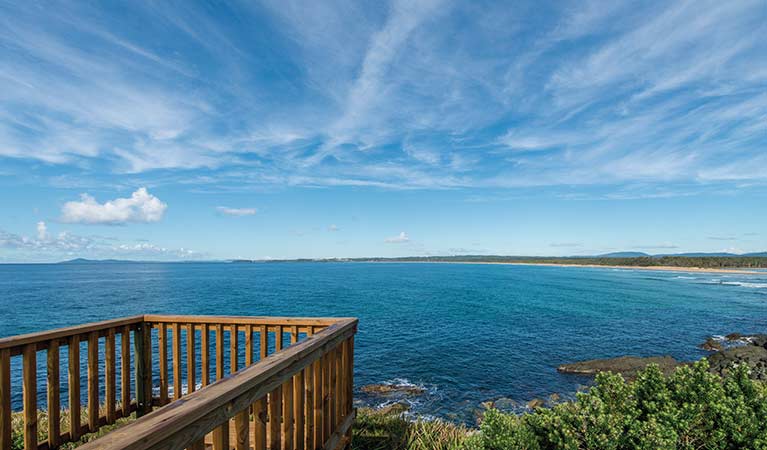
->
[0,315,357,450]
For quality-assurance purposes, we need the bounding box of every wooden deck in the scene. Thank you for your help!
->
[0,315,357,450]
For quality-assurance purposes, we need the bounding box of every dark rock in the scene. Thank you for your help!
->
[725,333,742,341]
[548,393,561,404]
[492,397,519,410]
[527,398,545,409]
[707,345,767,380]
[377,401,411,415]
[360,383,425,396]
[557,355,680,380]
[750,334,767,348]
[700,337,724,352]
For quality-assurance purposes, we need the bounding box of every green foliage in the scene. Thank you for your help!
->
[473,360,767,450]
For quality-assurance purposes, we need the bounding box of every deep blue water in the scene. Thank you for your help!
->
[1,262,766,422]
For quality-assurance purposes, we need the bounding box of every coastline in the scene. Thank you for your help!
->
[375,260,762,275]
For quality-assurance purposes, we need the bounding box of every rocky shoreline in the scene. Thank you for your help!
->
[359,332,767,422]
[557,333,767,381]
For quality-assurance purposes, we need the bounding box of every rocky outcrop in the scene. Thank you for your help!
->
[557,355,680,379]
[708,344,767,380]
[360,383,426,396]
[559,333,767,381]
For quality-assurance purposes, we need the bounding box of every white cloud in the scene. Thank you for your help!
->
[37,221,48,240]
[0,223,200,260]
[216,206,257,216]
[61,188,167,224]
[385,231,410,244]
[328,224,340,232]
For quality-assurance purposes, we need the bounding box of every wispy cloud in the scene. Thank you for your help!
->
[385,231,410,244]
[328,224,340,232]
[216,206,257,216]
[0,0,765,192]
[60,188,167,225]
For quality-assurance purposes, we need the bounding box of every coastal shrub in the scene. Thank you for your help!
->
[475,360,767,450]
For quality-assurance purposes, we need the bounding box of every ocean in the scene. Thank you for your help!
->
[1,262,766,423]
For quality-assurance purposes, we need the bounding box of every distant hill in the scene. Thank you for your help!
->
[598,252,650,258]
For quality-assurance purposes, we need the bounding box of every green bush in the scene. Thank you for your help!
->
[475,360,767,450]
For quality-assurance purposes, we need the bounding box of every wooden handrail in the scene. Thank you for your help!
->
[0,315,357,450]
[80,318,357,450]
[0,315,144,355]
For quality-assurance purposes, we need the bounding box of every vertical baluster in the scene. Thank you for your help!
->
[172,323,181,400]
[254,396,267,450]
[230,325,238,374]
[312,357,322,450]
[105,329,116,424]
[323,353,331,442]
[120,326,130,415]
[304,327,314,450]
[187,324,196,394]
[340,340,348,419]
[23,344,37,450]
[260,325,268,360]
[294,369,305,450]
[345,337,355,447]
[245,325,254,367]
[291,326,299,346]
[283,375,294,450]
[213,324,229,450]
[235,407,249,450]
[158,323,168,405]
[275,326,283,352]
[215,324,224,381]
[334,347,342,430]
[201,324,210,387]
[0,348,10,450]
[134,323,150,417]
[87,332,99,432]
[68,335,81,441]
[46,340,61,447]
[269,386,281,450]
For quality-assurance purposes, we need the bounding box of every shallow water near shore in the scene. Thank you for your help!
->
[1,262,766,423]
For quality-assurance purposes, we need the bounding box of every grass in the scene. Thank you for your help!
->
[352,407,473,450]
[9,407,136,450]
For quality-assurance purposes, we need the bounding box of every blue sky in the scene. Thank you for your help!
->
[0,0,765,262]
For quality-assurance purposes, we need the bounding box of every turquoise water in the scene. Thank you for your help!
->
[1,262,766,422]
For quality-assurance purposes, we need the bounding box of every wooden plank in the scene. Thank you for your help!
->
[105,329,116,424]
[323,353,331,441]
[0,348,10,450]
[172,323,181,400]
[23,344,37,450]
[304,363,313,450]
[212,420,229,450]
[319,409,355,450]
[291,326,299,346]
[187,324,196,394]
[275,326,283,352]
[345,337,354,448]
[200,324,210,387]
[143,315,345,328]
[134,324,149,417]
[234,409,249,450]
[230,325,239,374]
[259,326,268,360]
[334,347,342,429]
[87,332,99,432]
[188,439,205,450]
[120,326,130,413]
[245,324,254,367]
[68,335,81,441]
[313,358,322,450]
[0,315,144,352]
[253,397,267,450]
[158,323,168,404]
[215,324,224,381]
[143,325,152,412]
[76,319,358,450]
[294,370,305,450]
[283,377,294,450]
[268,386,281,450]
[46,340,61,447]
